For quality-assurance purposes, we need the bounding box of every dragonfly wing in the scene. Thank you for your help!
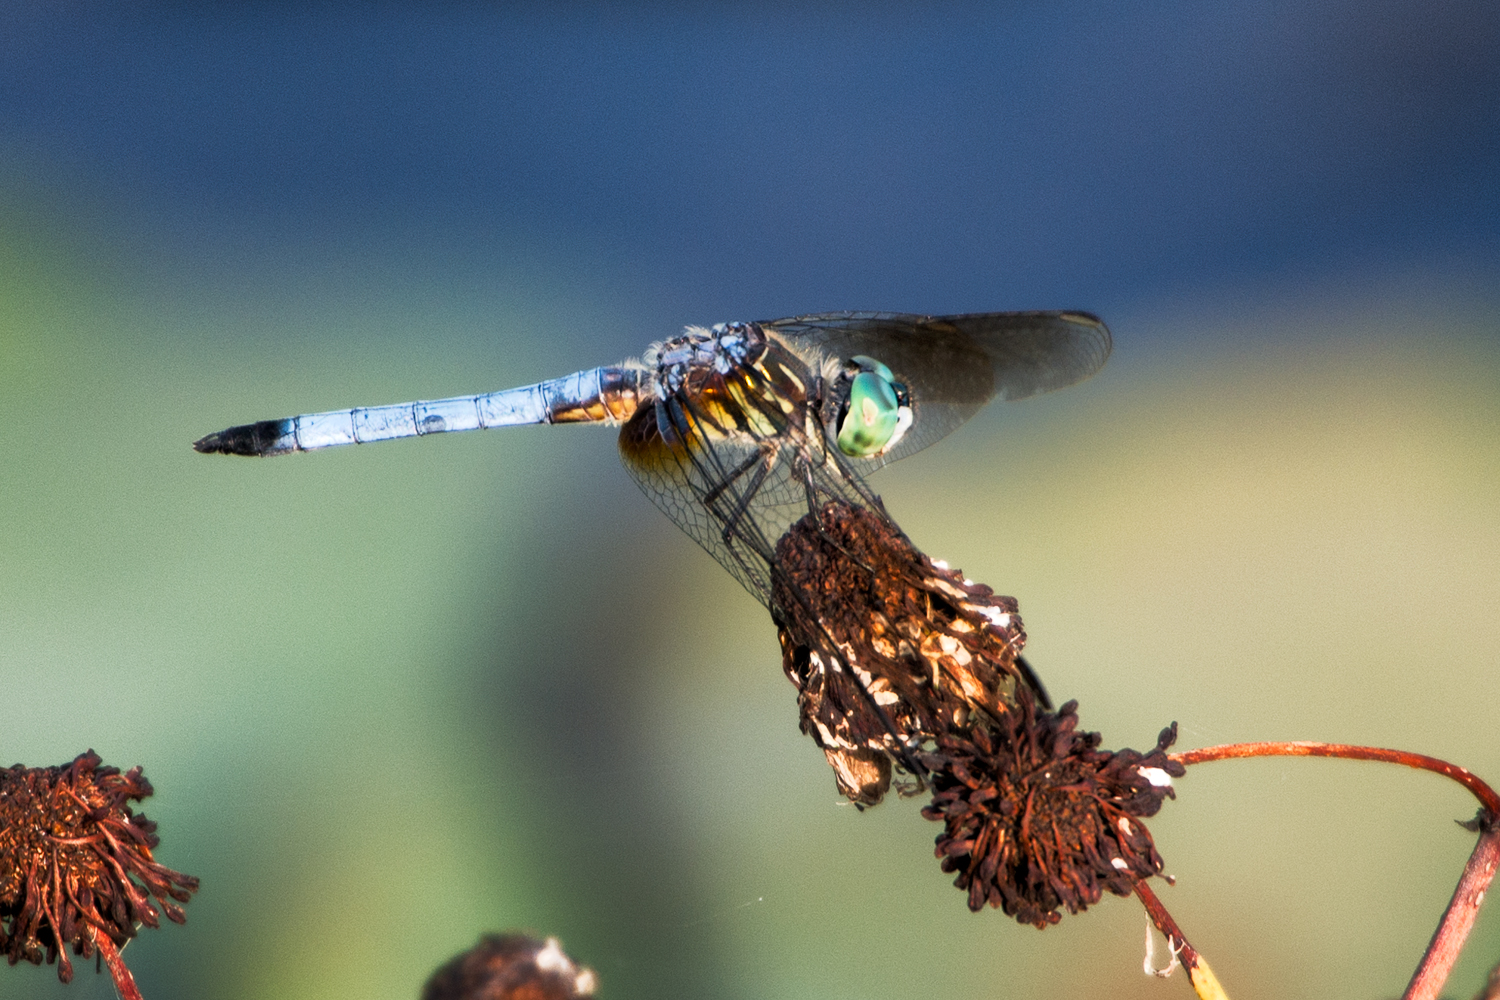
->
[611,311,1107,605]
[762,311,1111,468]
[616,395,815,606]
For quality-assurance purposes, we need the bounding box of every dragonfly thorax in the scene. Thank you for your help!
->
[648,322,767,400]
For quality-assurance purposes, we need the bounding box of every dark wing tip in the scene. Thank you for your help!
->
[1056,310,1112,354]
[1059,309,1113,373]
[1055,310,1105,327]
[985,311,1113,401]
[192,419,294,456]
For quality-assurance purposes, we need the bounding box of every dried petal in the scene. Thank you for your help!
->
[920,690,1179,928]
[772,500,1035,805]
[0,751,198,982]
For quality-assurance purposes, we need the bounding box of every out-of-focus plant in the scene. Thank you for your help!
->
[423,933,596,1000]
[0,751,198,1000]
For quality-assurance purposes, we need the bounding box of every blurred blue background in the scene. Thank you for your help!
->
[2,3,1498,998]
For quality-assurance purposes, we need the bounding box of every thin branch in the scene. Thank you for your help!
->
[1173,741,1500,1000]
[1405,822,1500,1000]
[1134,878,1231,1000]
[94,934,144,1000]
[1174,741,1500,816]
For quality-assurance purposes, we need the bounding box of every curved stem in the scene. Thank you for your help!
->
[1174,741,1500,816]
[1172,740,1500,1000]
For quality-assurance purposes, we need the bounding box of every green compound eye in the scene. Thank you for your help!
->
[836,356,911,457]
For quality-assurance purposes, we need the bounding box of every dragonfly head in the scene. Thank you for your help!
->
[834,355,913,458]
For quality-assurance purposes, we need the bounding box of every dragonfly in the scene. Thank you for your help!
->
[196,312,1111,797]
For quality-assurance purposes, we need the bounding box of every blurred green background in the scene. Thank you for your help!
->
[3,4,1498,999]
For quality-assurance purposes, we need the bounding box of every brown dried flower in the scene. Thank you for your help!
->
[920,690,1183,927]
[769,499,1185,929]
[772,500,1035,806]
[423,933,597,1000]
[0,750,198,983]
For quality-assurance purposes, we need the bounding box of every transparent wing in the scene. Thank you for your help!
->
[616,357,875,608]
[618,407,783,603]
[762,311,1111,469]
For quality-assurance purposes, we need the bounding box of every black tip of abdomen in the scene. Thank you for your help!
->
[193,419,294,456]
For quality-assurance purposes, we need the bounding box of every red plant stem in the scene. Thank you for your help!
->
[1134,877,1204,968]
[1134,879,1228,999]
[1172,740,1500,1000]
[1174,741,1500,816]
[1403,823,1500,1000]
[95,934,145,1000]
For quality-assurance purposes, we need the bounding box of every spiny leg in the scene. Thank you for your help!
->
[699,448,765,508]
[663,393,780,549]
[714,450,777,545]
[1014,654,1053,711]
[671,382,930,784]
[797,462,878,582]
[659,395,780,590]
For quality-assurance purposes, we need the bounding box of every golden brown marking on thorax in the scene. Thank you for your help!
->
[617,401,669,470]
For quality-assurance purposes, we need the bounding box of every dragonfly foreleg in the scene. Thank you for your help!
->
[1013,654,1053,711]
[713,448,776,545]
[698,448,765,508]
[796,463,879,586]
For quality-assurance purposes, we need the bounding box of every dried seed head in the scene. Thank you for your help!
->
[0,750,198,983]
[423,934,597,1000]
[920,691,1184,928]
[772,500,1035,805]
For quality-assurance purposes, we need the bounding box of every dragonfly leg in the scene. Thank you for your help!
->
[699,448,765,508]
[1014,654,1053,711]
[797,464,880,584]
[657,394,767,536]
[663,392,777,538]
[714,451,775,545]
